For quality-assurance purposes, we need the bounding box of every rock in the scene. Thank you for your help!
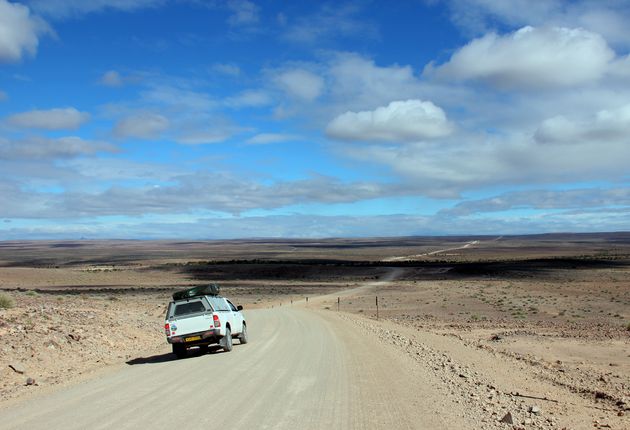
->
[618,411,625,417]
[529,405,541,415]
[25,377,35,386]
[43,339,61,350]
[500,411,514,424]
[490,334,503,341]
[67,333,81,342]
[9,363,26,374]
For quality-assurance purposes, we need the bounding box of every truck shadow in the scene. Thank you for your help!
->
[126,345,224,365]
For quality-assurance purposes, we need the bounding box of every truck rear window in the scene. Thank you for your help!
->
[174,301,206,317]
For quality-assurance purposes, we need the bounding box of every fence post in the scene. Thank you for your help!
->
[337,297,340,312]
[376,296,379,320]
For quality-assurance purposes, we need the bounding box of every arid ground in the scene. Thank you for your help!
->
[0,233,628,429]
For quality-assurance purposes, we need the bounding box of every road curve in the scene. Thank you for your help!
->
[0,307,466,429]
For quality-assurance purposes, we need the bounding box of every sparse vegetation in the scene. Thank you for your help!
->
[0,293,14,309]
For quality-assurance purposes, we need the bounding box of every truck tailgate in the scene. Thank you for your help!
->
[170,313,214,336]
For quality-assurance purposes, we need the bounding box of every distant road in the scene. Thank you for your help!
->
[383,240,480,262]
[0,300,465,429]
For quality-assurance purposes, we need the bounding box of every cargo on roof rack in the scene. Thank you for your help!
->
[172,284,220,300]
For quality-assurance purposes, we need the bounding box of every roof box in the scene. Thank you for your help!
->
[173,284,220,300]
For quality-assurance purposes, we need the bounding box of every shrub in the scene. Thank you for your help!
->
[0,293,14,309]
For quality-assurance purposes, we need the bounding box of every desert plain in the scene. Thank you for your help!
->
[0,233,628,429]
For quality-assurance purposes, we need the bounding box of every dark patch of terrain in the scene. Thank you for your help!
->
[178,256,630,282]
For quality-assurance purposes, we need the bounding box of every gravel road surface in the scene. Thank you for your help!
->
[0,306,467,430]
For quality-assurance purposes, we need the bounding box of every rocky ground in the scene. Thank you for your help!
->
[0,291,167,402]
[336,312,629,429]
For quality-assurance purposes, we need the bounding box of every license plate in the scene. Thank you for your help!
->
[185,335,201,342]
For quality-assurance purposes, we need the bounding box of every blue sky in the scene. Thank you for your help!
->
[1,0,629,239]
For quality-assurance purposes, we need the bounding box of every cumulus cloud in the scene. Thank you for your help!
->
[245,133,299,145]
[326,99,453,142]
[535,104,630,144]
[113,112,169,139]
[0,136,116,159]
[430,26,615,88]
[5,107,90,130]
[274,69,324,101]
[0,0,52,63]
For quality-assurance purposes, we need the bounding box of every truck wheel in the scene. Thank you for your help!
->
[222,327,233,352]
[172,343,186,359]
[239,323,248,344]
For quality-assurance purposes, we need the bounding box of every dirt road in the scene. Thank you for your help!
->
[0,305,470,430]
[383,240,480,262]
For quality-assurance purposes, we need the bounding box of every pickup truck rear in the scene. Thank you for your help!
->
[164,289,247,359]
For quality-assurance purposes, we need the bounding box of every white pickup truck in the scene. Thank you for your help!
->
[164,290,247,359]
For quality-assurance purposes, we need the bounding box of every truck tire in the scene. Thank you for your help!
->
[238,323,248,344]
[222,327,233,352]
[172,343,186,359]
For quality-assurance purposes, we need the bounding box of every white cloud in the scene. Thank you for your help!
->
[326,53,443,113]
[535,104,630,144]
[430,26,614,88]
[327,100,453,142]
[226,0,259,26]
[442,0,630,48]
[442,187,630,216]
[25,0,164,19]
[225,89,273,108]
[113,112,169,139]
[99,70,123,86]
[141,84,214,111]
[6,107,90,130]
[0,0,51,63]
[274,69,324,101]
[45,174,394,218]
[174,129,232,145]
[211,63,241,76]
[0,136,116,159]
[341,128,630,197]
[245,133,299,145]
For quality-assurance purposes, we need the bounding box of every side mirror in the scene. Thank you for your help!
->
[237,305,243,311]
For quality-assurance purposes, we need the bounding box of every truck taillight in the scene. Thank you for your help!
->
[164,323,171,336]
[213,314,220,328]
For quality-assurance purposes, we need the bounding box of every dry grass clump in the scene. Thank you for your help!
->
[0,293,14,309]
